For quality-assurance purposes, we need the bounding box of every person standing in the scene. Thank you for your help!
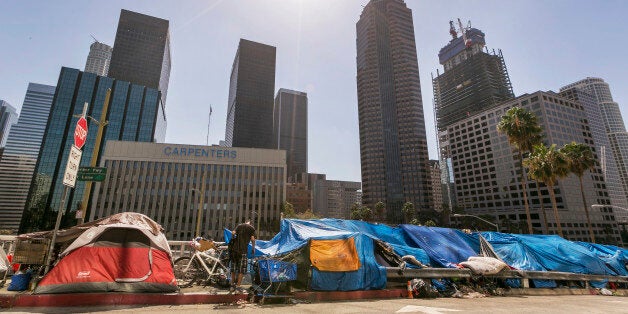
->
[229,220,256,292]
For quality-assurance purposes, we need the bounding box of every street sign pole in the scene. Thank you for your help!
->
[78,89,110,224]
[44,102,88,274]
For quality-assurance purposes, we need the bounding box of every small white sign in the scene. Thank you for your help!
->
[63,145,83,187]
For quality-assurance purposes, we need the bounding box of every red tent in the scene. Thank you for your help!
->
[34,213,177,294]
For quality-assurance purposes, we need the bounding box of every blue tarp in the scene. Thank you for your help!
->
[575,242,628,276]
[223,219,626,291]
[401,225,477,268]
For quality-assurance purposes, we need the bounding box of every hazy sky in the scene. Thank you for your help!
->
[1,0,626,183]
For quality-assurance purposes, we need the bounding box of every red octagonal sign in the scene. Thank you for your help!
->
[74,117,88,150]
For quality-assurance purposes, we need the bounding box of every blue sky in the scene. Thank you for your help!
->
[1,0,626,183]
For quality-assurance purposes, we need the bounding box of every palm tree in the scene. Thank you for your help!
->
[375,201,386,221]
[562,142,597,243]
[402,202,415,223]
[524,144,569,237]
[497,107,543,234]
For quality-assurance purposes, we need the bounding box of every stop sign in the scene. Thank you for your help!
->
[74,117,88,149]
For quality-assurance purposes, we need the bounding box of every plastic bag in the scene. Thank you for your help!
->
[8,270,32,291]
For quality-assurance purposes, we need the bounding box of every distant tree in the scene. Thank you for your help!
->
[374,201,386,221]
[361,207,373,222]
[424,220,436,227]
[282,202,296,218]
[295,209,319,220]
[562,142,597,243]
[524,144,569,237]
[401,202,415,223]
[350,202,362,220]
[497,106,543,234]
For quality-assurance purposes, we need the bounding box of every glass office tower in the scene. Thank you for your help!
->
[0,83,55,232]
[356,0,433,223]
[20,67,166,232]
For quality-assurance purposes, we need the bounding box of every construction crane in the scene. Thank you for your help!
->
[449,21,457,39]
[457,18,473,48]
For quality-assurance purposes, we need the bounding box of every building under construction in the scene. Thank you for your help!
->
[432,21,514,132]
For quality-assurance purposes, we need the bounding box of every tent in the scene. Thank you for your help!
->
[33,212,177,294]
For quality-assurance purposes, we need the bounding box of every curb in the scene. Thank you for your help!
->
[0,292,248,308]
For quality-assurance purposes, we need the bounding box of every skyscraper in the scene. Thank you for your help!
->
[0,83,55,232]
[225,39,276,149]
[356,0,432,223]
[559,85,628,219]
[433,22,514,131]
[0,100,18,149]
[20,68,166,233]
[433,21,515,210]
[273,88,307,179]
[108,9,171,102]
[84,41,112,76]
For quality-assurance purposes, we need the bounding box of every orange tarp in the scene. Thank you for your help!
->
[310,238,360,272]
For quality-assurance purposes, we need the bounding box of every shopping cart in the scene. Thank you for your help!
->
[250,258,297,304]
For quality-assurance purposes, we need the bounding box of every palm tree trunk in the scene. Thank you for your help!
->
[537,184,549,234]
[548,184,563,237]
[519,151,533,234]
[579,176,595,243]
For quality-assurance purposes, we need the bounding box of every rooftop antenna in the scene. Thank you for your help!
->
[206,106,212,146]
[90,35,99,43]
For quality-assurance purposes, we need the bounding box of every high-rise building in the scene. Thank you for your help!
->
[0,100,18,149]
[433,21,515,210]
[273,89,307,179]
[108,9,171,102]
[560,78,628,218]
[443,91,620,244]
[0,83,55,232]
[225,39,276,149]
[84,41,112,76]
[559,85,628,219]
[356,0,432,223]
[20,68,167,233]
[432,24,514,131]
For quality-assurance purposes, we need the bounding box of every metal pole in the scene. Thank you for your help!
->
[195,170,207,238]
[78,89,111,224]
[45,186,69,273]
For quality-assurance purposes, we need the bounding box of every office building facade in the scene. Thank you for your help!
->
[85,41,113,76]
[0,83,55,232]
[90,141,286,240]
[286,172,360,219]
[356,0,432,223]
[20,67,166,233]
[273,89,307,179]
[429,160,444,212]
[0,100,18,149]
[442,91,620,243]
[560,78,628,219]
[108,9,171,102]
[559,86,628,220]
[225,39,276,149]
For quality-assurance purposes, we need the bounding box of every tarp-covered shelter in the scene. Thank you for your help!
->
[227,219,432,291]
[31,212,177,294]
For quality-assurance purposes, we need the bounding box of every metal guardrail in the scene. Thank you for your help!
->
[386,267,628,288]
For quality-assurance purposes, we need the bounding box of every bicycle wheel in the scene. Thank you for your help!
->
[209,262,230,287]
[173,256,201,288]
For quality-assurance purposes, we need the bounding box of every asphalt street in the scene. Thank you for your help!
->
[2,295,626,314]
